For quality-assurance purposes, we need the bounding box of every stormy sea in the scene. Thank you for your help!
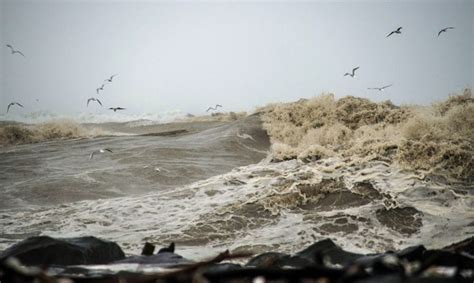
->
[0,90,473,261]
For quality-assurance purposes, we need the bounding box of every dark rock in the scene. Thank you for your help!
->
[141,242,155,256]
[442,236,474,256]
[115,252,193,265]
[295,238,365,266]
[245,252,289,267]
[0,236,125,266]
[158,242,175,253]
[396,245,426,261]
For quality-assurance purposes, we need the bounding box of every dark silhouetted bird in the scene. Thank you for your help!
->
[6,44,25,57]
[7,102,24,113]
[87,97,102,107]
[438,27,454,37]
[386,27,402,37]
[109,107,126,112]
[344,67,359,78]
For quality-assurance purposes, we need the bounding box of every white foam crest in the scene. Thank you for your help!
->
[0,110,187,124]
[0,157,472,259]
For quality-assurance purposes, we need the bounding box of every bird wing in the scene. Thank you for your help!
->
[382,84,393,89]
[7,103,13,113]
[14,51,25,57]
[117,107,125,110]
[353,67,359,73]
[6,44,13,51]
[104,148,113,153]
[215,104,222,108]
[87,98,92,106]
[397,27,402,31]
[108,107,114,110]
[367,88,378,90]
[15,102,24,108]
[344,73,350,77]
[206,107,213,112]
[386,31,395,37]
[89,152,96,160]
[96,98,103,106]
[438,30,444,37]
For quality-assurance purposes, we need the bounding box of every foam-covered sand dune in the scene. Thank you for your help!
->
[260,88,473,181]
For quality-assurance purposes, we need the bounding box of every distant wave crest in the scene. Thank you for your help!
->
[261,88,473,180]
[0,119,104,145]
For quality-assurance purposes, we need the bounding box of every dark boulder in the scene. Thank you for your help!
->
[0,236,125,266]
[158,242,175,253]
[141,242,155,256]
[442,236,474,256]
[114,252,193,265]
[295,238,365,266]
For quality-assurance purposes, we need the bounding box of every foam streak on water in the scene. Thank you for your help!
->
[1,156,472,259]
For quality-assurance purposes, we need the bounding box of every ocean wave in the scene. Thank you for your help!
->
[0,110,188,125]
[260,88,473,181]
[0,120,105,146]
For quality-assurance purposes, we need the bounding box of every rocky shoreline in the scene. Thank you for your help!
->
[1,235,473,282]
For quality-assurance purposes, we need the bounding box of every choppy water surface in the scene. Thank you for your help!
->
[1,114,473,260]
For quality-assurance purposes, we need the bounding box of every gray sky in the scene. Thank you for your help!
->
[1,0,473,117]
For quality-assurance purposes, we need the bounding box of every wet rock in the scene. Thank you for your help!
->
[158,242,175,253]
[114,252,193,265]
[246,252,289,267]
[442,236,474,256]
[396,245,426,261]
[295,238,365,266]
[0,236,125,266]
[141,242,155,255]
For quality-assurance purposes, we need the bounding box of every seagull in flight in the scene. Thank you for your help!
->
[6,44,25,57]
[89,148,113,160]
[344,67,359,78]
[438,27,455,37]
[109,107,126,112]
[206,104,223,112]
[104,74,118,83]
[96,84,106,94]
[386,27,402,37]
[7,102,24,113]
[87,97,103,107]
[367,84,393,92]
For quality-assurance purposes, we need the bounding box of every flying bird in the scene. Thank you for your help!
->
[96,84,106,94]
[89,148,113,160]
[109,107,126,112]
[367,84,393,91]
[386,27,402,37]
[206,104,223,112]
[344,67,359,78]
[87,97,103,107]
[6,44,25,57]
[7,102,24,113]
[104,74,118,83]
[438,27,455,37]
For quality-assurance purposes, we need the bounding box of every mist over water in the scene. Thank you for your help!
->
[0,0,473,266]
[0,92,472,259]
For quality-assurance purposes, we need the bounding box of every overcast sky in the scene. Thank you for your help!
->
[0,0,473,117]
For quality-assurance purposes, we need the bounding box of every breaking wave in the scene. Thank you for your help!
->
[260,88,473,181]
[0,120,105,146]
[0,110,187,125]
